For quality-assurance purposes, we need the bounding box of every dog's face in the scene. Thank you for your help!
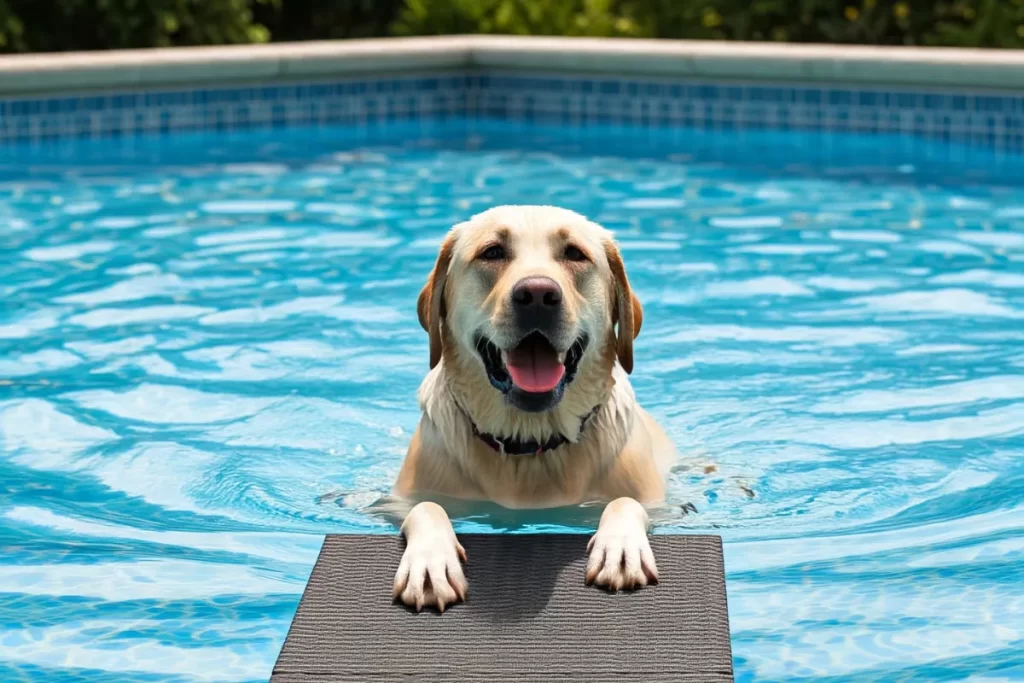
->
[418,205,642,414]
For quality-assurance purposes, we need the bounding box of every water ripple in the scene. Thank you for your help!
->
[1,123,1022,682]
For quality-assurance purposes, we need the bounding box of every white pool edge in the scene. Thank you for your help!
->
[2,35,1024,96]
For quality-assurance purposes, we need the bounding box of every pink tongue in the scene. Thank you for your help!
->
[506,343,565,393]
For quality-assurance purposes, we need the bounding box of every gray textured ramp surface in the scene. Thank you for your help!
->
[272,534,733,682]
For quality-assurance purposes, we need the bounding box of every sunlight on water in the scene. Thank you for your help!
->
[1,120,1022,682]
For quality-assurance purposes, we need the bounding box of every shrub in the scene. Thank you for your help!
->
[255,0,404,42]
[391,0,1024,48]
[391,0,644,38]
[0,0,25,52]
[926,0,1024,48]
[624,0,1024,47]
[0,0,274,53]
[2,0,1023,53]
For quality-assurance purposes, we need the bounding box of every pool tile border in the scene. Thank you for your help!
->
[0,74,471,143]
[1,37,1024,149]
[2,69,1024,152]
[472,72,1024,151]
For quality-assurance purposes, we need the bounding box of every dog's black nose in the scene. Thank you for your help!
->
[512,277,562,309]
[511,277,562,331]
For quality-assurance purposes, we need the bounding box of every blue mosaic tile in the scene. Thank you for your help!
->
[2,68,1024,153]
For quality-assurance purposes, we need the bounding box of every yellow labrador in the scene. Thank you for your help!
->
[392,205,676,612]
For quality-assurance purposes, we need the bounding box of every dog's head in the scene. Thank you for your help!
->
[417,205,642,416]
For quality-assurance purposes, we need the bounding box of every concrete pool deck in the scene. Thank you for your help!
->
[2,35,1024,97]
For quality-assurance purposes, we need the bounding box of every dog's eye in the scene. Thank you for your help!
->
[563,245,588,262]
[479,245,506,261]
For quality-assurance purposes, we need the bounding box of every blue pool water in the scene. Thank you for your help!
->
[1,120,1023,682]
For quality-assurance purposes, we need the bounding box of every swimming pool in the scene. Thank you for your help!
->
[1,116,1023,682]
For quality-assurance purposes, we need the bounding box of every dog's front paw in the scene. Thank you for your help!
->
[393,534,467,612]
[586,498,658,591]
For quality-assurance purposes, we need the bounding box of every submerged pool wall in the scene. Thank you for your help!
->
[2,36,1024,151]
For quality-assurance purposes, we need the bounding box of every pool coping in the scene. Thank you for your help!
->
[3,35,1024,97]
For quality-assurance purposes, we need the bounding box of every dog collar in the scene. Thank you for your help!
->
[457,402,600,457]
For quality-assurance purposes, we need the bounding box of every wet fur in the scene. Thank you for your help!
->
[392,205,676,610]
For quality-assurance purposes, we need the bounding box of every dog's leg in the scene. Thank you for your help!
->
[393,501,468,612]
[585,497,658,591]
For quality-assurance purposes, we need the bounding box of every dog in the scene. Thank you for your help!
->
[392,205,676,612]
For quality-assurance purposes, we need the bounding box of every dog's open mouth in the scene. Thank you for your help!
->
[476,332,588,396]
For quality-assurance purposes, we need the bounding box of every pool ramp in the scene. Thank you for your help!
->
[270,533,733,682]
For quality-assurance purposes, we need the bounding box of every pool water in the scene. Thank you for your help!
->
[1,120,1023,682]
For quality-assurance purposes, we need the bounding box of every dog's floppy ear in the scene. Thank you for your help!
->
[604,240,643,374]
[417,233,456,369]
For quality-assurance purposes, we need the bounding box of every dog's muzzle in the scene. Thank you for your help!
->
[475,332,588,413]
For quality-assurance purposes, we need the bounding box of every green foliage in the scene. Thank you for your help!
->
[2,0,1023,53]
[391,0,1024,48]
[254,0,404,41]
[624,0,1024,47]
[928,0,1024,48]
[0,0,275,53]
[0,0,26,52]
[392,0,643,38]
